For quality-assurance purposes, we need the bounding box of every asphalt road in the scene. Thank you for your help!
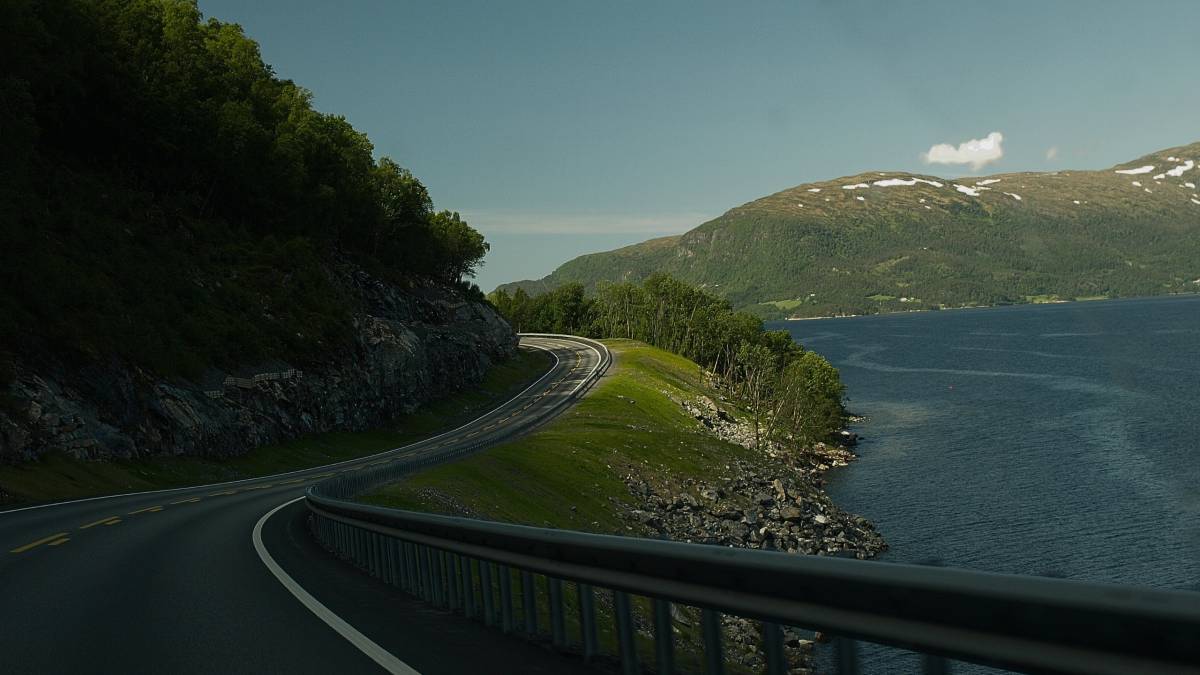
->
[0,335,606,674]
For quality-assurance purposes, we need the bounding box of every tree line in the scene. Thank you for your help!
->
[489,275,847,449]
[0,0,488,377]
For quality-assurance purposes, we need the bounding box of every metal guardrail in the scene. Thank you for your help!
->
[304,335,1200,674]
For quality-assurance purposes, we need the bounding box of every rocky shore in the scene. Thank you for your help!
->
[0,265,516,469]
[612,393,885,673]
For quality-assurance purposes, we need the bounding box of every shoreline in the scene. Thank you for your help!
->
[781,290,1200,321]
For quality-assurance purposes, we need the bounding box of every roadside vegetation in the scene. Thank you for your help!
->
[0,349,551,505]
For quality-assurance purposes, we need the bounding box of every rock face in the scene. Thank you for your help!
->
[0,266,516,465]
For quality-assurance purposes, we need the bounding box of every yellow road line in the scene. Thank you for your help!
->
[275,478,304,485]
[9,532,70,554]
[208,489,238,496]
[47,537,70,547]
[127,505,163,515]
[171,497,202,505]
[79,516,120,530]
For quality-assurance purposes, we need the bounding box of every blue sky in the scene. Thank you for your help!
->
[198,0,1200,291]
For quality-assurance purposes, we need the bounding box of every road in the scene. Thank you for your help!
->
[0,335,606,675]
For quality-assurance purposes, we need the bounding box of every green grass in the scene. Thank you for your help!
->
[0,347,552,506]
[763,298,805,310]
[362,339,756,532]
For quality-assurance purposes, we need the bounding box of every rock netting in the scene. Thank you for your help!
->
[0,265,516,465]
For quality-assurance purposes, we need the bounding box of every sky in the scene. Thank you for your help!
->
[198,0,1200,292]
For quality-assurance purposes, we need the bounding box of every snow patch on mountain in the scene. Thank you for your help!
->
[1166,160,1195,177]
[872,177,944,188]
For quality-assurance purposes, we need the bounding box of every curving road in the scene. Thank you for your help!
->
[0,335,607,675]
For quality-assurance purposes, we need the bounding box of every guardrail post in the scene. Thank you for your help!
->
[578,583,599,661]
[761,621,785,675]
[429,548,443,606]
[406,542,418,594]
[438,551,447,607]
[614,590,638,675]
[446,553,459,610]
[480,561,495,626]
[418,545,430,601]
[521,571,537,636]
[702,608,724,675]
[923,654,951,675]
[548,577,565,649]
[653,598,675,675]
[376,534,385,581]
[462,557,476,619]
[385,538,396,586]
[499,565,514,634]
[836,637,860,675]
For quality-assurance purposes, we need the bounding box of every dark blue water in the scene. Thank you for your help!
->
[775,295,1200,670]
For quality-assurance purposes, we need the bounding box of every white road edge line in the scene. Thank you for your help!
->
[253,497,420,675]
[249,339,605,673]
[0,336,581,517]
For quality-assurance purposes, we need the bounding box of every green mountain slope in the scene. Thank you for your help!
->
[499,142,1200,318]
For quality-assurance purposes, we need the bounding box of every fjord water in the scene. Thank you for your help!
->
[782,295,1200,585]
[781,295,1200,668]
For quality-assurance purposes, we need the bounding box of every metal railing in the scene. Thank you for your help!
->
[304,336,1200,674]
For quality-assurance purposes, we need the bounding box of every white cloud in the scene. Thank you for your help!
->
[1045,146,1059,160]
[922,131,1005,171]
[460,210,709,235]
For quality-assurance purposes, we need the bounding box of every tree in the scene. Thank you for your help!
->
[428,210,488,283]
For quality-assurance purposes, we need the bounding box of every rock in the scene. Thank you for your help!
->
[779,507,804,522]
[771,478,788,499]
[715,506,743,520]
[814,514,829,525]
[0,265,517,465]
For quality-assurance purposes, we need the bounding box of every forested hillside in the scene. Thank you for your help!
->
[0,0,513,469]
[490,275,846,448]
[499,143,1200,318]
[0,0,487,380]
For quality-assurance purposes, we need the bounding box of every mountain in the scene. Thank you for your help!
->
[498,143,1200,318]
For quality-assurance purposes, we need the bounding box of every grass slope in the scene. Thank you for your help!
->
[498,142,1200,318]
[0,349,552,506]
[363,340,758,533]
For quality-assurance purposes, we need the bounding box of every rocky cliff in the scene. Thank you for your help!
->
[0,266,516,465]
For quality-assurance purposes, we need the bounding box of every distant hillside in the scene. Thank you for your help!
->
[499,143,1200,318]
